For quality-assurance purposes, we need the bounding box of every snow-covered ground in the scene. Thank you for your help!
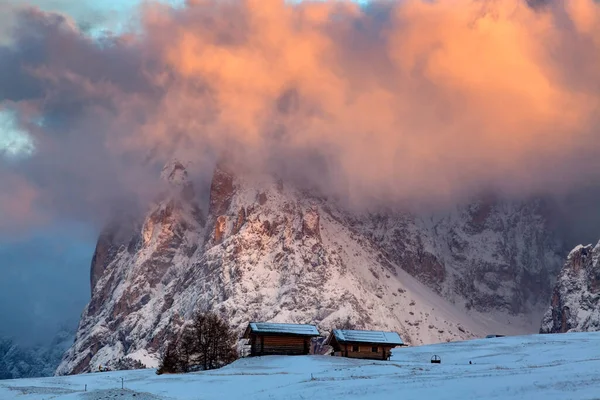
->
[2,332,599,400]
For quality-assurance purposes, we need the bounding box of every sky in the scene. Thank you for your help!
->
[0,0,180,344]
[0,224,95,343]
[0,0,600,344]
[0,0,185,39]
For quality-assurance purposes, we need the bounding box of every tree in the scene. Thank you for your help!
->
[187,311,238,371]
[178,325,197,373]
[156,311,238,374]
[156,341,179,375]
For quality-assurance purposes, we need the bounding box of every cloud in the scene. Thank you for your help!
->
[0,171,43,234]
[0,0,599,229]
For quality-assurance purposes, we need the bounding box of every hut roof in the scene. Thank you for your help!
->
[329,329,404,346]
[244,322,320,337]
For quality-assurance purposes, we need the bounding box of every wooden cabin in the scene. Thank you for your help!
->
[325,329,404,360]
[242,322,320,356]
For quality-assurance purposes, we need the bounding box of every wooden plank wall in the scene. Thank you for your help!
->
[250,335,309,356]
[342,345,393,360]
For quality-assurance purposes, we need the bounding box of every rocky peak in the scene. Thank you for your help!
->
[208,163,235,218]
[141,161,205,253]
[90,213,141,293]
[540,242,600,333]
[160,160,189,185]
[158,160,198,204]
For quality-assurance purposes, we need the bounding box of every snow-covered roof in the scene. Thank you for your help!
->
[246,323,320,336]
[330,329,404,346]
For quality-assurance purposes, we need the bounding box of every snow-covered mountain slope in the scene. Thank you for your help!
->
[540,241,600,333]
[6,333,600,400]
[56,162,563,374]
[332,197,563,315]
[0,328,74,380]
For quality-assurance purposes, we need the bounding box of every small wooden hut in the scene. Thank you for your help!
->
[325,329,404,360]
[242,322,320,356]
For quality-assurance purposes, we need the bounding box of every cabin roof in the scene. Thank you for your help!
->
[245,322,320,337]
[329,329,404,346]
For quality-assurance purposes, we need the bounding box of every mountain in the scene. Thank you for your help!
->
[0,328,74,380]
[540,242,600,333]
[56,161,564,374]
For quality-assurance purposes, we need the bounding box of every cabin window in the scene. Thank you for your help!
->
[352,345,359,352]
[371,346,378,353]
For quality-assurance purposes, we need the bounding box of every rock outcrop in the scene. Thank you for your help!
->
[540,242,600,333]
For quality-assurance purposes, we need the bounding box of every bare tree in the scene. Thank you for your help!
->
[178,325,197,372]
[157,311,238,374]
[190,311,238,370]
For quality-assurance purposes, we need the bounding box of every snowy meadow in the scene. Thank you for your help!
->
[1,332,599,400]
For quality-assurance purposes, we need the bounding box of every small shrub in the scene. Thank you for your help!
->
[114,357,147,371]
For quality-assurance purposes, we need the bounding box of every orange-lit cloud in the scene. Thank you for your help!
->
[1,0,600,225]
[129,0,600,205]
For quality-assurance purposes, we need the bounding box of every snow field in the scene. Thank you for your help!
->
[2,332,600,400]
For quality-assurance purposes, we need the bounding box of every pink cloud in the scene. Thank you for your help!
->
[0,0,599,227]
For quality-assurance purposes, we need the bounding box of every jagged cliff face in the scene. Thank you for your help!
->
[347,198,562,314]
[540,242,600,334]
[56,162,564,375]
